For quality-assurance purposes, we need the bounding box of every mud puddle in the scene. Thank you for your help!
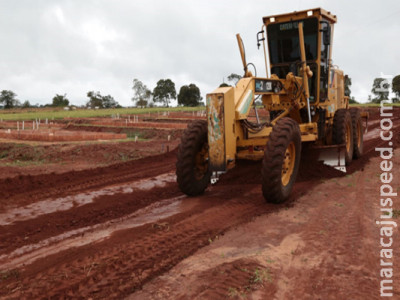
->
[0,195,197,270]
[0,172,176,226]
[364,122,400,140]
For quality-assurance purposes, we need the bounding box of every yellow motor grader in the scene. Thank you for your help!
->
[176,8,367,203]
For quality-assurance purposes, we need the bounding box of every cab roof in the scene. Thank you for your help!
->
[263,7,337,25]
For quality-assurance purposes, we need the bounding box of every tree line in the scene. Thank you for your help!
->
[0,78,203,109]
[2,74,399,109]
[0,91,121,109]
[344,75,400,104]
[370,75,400,103]
[131,78,202,108]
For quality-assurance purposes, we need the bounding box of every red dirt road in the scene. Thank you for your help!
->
[0,107,399,299]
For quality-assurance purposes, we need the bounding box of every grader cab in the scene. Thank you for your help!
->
[176,8,367,203]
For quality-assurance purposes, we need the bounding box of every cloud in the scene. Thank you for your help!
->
[0,0,399,106]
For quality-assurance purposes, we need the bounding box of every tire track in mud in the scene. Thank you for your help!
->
[0,150,178,209]
[0,181,181,255]
[0,195,187,270]
[1,184,277,299]
[0,173,176,226]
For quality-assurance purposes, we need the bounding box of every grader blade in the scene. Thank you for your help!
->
[316,145,346,172]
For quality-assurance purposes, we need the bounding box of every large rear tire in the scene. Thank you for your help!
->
[262,118,301,203]
[176,120,211,196]
[332,109,354,165]
[350,108,363,159]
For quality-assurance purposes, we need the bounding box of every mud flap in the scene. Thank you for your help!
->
[316,144,346,172]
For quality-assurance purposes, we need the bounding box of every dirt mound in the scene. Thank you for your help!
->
[65,124,184,140]
[0,139,179,180]
[0,129,126,142]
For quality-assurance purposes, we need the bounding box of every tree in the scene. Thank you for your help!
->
[0,90,19,109]
[52,94,69,107]
[22,100,31,108]
[101,94,120,108]
[86,91,103,108]
[178,84,202,107]
[349,96,358,104]
[392,75,400,100]
[220,73,242,87]
[227,73,242,85]
[132,79,151,108]
[371,78,390,103]
[153,79,176,107]
[86,91,120,108]
[136,99,148,108]
[344,76,352,97]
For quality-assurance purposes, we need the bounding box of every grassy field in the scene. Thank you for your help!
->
[0,103,398,121]
[0,106,206,121]
[350,103,400,107]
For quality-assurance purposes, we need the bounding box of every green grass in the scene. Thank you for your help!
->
[349,103,400,107]
[226,266,273,298]
[251,267,272,284]
[0,103,397,121]
[0,145,46,165]
[227,287,240,298]
[0,106,206,121]
[0,269,20,282]
[0,160,46,167]
[384,209,400,218]
[68,124,148,140]
[266,258,275,264]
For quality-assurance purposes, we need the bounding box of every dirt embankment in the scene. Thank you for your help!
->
[0,113,191,178]
[0,139,179,179]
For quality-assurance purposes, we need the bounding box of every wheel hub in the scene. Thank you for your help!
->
[281,142,295,186]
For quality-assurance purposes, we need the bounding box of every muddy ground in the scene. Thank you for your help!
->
[0,107,399,299]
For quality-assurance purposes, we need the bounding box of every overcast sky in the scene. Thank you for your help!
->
[1,0,399,106]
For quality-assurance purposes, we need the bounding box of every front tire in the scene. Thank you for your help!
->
[176,120,211,196]
[262,118,301,203]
